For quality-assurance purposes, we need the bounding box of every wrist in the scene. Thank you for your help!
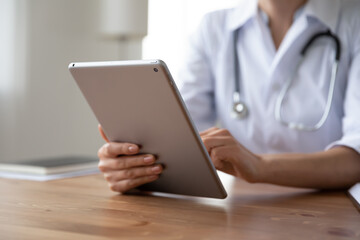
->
[252,154,270,184]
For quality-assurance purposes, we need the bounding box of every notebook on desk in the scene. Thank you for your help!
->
[0,156,100,181]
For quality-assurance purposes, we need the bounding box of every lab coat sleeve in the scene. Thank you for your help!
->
[326,31,360,154]
[177,15,216,132]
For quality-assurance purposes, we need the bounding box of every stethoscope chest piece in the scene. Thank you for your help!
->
[232,101,248,119]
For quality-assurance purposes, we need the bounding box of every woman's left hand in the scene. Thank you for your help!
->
[200,127,264,183]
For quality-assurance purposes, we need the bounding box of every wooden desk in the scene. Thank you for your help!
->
[0,174,359,240]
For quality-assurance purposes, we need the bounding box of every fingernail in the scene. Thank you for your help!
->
[144,156,154,163]
[151,165,162,173]
[128,145,138,153]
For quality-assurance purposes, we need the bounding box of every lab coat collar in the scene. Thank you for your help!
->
[303,0,341,33]
[226,0,258,31]
[227,0,340,34]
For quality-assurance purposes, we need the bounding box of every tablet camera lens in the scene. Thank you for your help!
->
[154,68,158,72]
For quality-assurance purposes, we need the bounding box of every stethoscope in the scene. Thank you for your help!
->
[232,29,341,131]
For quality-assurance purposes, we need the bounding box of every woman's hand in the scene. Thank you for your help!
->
[200,127,264,183]
[97,125,163,193]
[201,128,360,189]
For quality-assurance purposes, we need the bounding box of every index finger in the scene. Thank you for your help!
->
[199,127,219,137]
[201,136,233,152]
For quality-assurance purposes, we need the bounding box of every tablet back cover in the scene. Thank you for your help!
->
[69,60,227,199]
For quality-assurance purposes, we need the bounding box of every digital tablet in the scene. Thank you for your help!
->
[69,60,227,199]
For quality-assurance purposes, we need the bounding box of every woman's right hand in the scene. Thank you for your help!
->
[97,125,163,193]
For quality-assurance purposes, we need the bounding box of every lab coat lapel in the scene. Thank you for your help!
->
[267,0,341,99]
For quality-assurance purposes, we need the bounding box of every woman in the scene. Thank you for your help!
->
[98,0,360,193]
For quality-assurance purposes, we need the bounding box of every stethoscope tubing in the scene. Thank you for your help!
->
[232,29,341,131]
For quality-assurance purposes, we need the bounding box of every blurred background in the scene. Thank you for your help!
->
[0,0,239,163]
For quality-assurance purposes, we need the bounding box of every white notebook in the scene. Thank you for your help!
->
[0,156,99,181]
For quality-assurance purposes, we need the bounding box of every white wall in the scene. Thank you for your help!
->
[0,0,146,162]
[0,0,238,163]
[143,0,241,82]
[0,1,15,94]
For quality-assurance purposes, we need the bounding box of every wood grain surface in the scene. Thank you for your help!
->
[0,173,359,240]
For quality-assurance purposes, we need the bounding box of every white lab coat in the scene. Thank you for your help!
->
[178,0,360,154]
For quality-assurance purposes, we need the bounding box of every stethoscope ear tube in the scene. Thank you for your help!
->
[275,60,339,131]
[275,30,341,131]
[300,30,341,60]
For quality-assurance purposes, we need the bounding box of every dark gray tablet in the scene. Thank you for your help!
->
[69,60,227,199]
